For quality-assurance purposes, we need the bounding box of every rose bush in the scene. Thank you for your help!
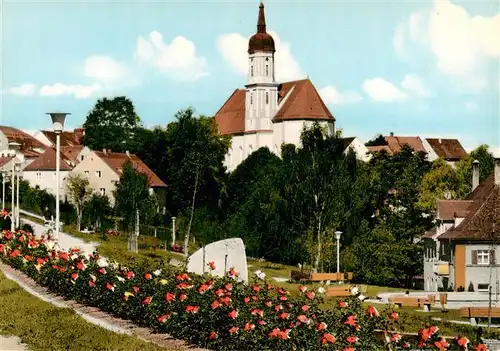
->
[0,229,489,350]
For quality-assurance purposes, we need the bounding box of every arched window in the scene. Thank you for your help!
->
[251,66,254,77]
[266,92,269,104]
[265,65,269,76]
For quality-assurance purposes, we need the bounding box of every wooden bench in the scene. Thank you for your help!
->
[459,307,500,326]
[326,286,351,297]
[389,296,433,311]
[310,272,353,283]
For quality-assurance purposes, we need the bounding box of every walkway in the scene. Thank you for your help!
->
[21,218,100,257]
[0,335,28,351]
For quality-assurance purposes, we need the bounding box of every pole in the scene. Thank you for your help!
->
[172,216,176,247]
[2,173,5,210]
[337,237,340,284]
[11,161,15,231]
[16,169,19,227]
[55,133,60,241]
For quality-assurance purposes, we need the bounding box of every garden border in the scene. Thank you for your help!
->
[0,262,206,351]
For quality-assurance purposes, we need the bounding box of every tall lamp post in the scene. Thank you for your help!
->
[15,160,21,228]
[8,142,21,231]
[335,230,343,283]
[47,112,70,242]
[2,171,5,210]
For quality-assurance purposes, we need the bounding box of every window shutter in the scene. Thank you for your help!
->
[491,250,496,265]
[472,250,478,265]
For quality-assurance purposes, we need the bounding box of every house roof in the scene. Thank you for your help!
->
[41,128,84,147]
[426,138,467,160]
[367,145,392,154]
[21,149,42,158]
[341,137,356,150]
[0,156,14,168]
[422,227,437,239]
[95,151,166,188]
[24,147,72,171]
[437,200,474,221]
[214,79,334,136]
[61,146,84,163]
[367,136,426,155]
[0,126,46,150]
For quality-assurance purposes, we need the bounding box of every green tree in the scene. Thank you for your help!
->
[113,161,153,231]
[418,158,461,212]
[83,194,112,230]
[455,144,495,197]
[65,173,92,231]
[83,96,141,152]
[365,134,387,146]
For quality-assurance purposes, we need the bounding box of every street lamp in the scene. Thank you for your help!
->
[335,230,343,283]
[8,141,21,231]
[14,160,21,228]
[2,171,5,210]
[47,112,70,242]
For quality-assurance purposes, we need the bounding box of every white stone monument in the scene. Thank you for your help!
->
[187,238,248,283]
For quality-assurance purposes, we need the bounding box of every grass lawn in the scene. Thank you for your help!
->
[0,270,169,351]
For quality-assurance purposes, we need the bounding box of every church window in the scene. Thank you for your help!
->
[251,66,254,76]
[265,65,269,76]
[266,92,269,104]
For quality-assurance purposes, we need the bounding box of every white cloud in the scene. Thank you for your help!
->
[135,31,208,81]
[9,83,37,96]
[394,0,500,89]
[39,83,102,99]
[84,56,129,80]
[362,78,408,102]
[319,86,362,105]
[401,74,431,97]
[217,30,304,82]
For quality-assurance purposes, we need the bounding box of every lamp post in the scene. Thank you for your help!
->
[334,230,343,284]
[47,112,70,242]
[14,161,21,228]
[8,142,21,231]
[2,171,5,210]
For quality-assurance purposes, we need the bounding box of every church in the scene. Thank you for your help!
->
[215,2,336,171]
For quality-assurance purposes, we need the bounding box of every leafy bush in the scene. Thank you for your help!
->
[21,223,34,234]
[0,229,488,351]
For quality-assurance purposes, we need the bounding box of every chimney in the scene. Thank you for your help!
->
[495,158,500,185]
[102,148,107,155]
[438,138,442,144]
[125,150,130,158]
[390,132,394,137]
[472,159,480,191]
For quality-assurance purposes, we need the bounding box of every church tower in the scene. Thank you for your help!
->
[245,2,280,132]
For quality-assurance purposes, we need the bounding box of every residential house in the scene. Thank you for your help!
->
[423,159,500,292]
[341,137,371,162]
[422,138,468,166]
[366,133,427,155]
[69,149,167,205]
[34,127,85,147]
[23,147,74,200]
[0,126,46,168]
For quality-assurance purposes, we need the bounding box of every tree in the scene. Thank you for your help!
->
[365,134,387,146]
[83,194,112,230]
[456,145,495,197]
[113,161,153,231]
[66,173,92,231]
[418,158,461,212]
[83,96,142,152]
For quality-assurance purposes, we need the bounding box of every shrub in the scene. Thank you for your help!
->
[0,229,488,351]
[468,282,475,292]
[21,223,34,234]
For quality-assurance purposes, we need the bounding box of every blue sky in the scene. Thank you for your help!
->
[1,0,499,152]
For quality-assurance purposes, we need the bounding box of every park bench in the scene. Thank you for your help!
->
[389,296,433,311]
[310,272,353,283]
[326,286,351,297]
[459,307,500,326]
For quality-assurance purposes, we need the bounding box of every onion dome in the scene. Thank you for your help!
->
[248,2,275,54]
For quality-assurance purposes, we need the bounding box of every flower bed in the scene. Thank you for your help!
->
[0,229,488,350]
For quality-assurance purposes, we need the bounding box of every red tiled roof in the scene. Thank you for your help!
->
[41,128,84,147]
[437,200,474,220]
[387,136,426,153]
[24,148,72,171]
[214,79,334,136]
[61,146,84,163]
[95,151,166,188]
[21,149,42,158]
[0,126,46,150]
[422,227,437,239]
[0,156,14,168]
[367,145,392,154]
[426,138,467,160]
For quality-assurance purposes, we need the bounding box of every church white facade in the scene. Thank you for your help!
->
[215,2,335,172]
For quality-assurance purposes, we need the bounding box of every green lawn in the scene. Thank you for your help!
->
[0,270,170,351]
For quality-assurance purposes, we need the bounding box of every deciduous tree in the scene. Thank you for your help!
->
[65,173,91,231]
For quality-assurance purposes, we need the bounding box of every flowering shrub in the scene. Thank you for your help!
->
[0,229,489,350]
[170,243,184,253]
[104,229,120,237]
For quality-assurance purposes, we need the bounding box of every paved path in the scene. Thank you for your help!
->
[21,218,99,257]
[0,335,28,350]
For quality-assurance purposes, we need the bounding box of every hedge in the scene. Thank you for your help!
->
[0,229,488,351]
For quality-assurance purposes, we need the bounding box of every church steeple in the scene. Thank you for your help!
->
[257,2,266,33]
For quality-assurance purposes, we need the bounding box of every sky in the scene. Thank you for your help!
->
[1,0,499,152]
